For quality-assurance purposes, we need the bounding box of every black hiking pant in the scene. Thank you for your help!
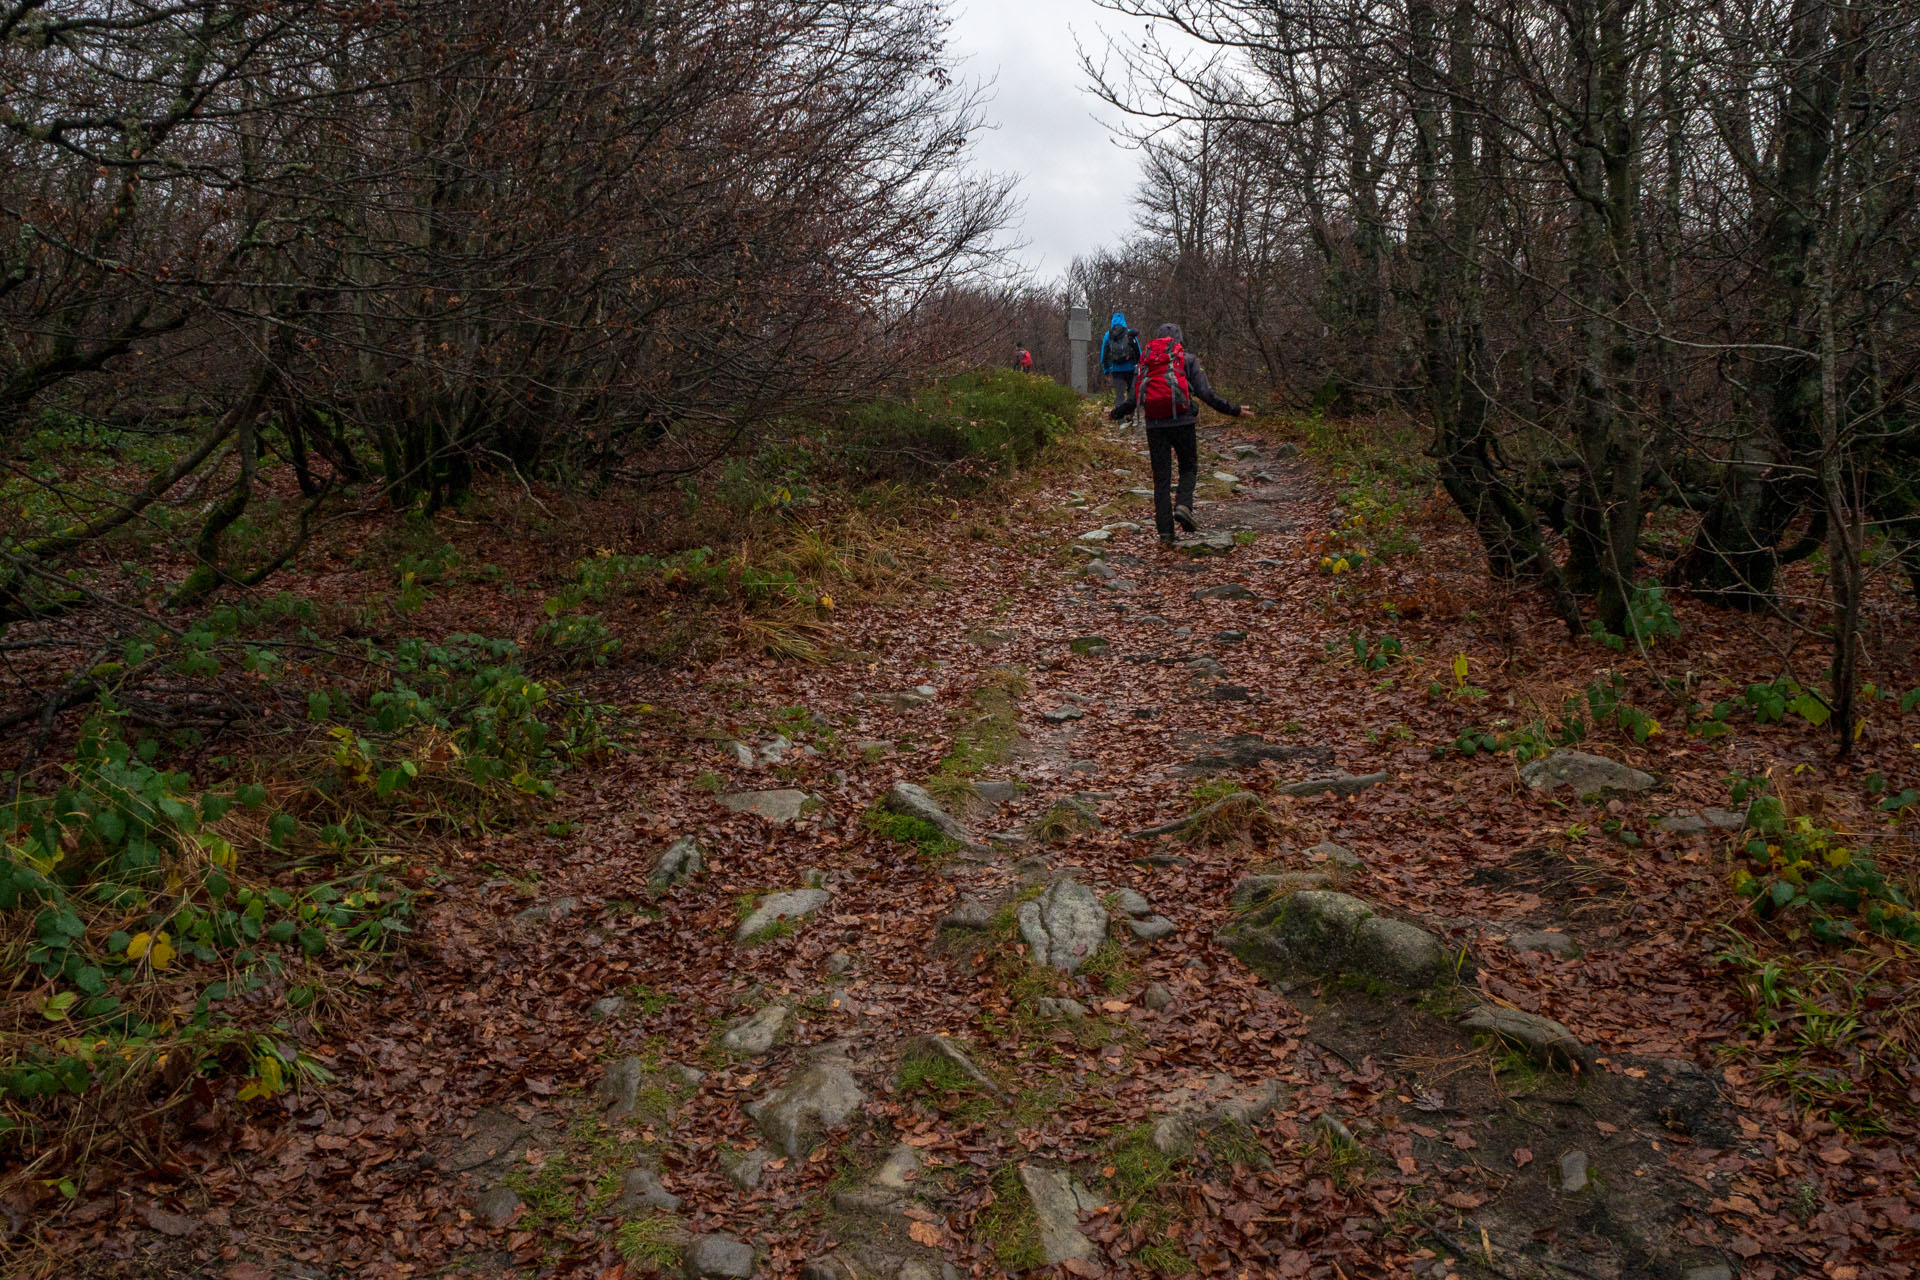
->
[1145,423,1197,541]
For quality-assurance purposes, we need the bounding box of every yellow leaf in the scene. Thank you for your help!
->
[1453,654,1470,685]
[127,931,153,960]
[149,933,176,971]
[908,1221,943,1248]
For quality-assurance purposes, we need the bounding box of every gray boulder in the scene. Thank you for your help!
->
[1231,872,1331,909]
[618,1165,682,1212]
[1508,930,1577,958]
[1181,532,1237,557]
[589,995,628,1021]
[719,1147,770,1192]
[736,888,830,943]
[1352,917,1445,986]
[649,836,705,894]
[683,1234,755,1279]
[749,1056,865,1157]
[1460,1005,1590,1069]
[1043,705,1085,723]
[595,1056,672,1123]
[1224,889,1445,987]
[940,899,995,930]
[1142,982,1175,1011]
[831,1143,923,1220]
[1109,887,1151,916]
[1519,749,1656,795]
[721,1004,791,1056]
[1016,1165,1100,1265]
[1128,914,1177,942]
[1017,880,1109,972]
[1037,996,1088,1021]
[1304,841,1366,874]
[975,780,1019,806]
[720,789,818,823]
[882,782,979,849]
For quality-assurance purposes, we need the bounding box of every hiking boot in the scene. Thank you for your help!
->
[1173,505,1197,532]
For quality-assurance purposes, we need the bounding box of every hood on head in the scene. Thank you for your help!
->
[1111,312,1128,327]
[1157,323,1184,343]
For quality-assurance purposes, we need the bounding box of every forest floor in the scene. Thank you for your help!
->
[38,407,1920,1280]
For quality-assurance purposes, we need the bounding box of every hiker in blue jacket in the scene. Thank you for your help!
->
[1099,312,1141,408]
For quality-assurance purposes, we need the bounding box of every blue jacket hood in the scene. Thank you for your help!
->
[1111,312,1128,327]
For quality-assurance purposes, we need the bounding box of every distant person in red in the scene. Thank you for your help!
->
[1016,345,1033,372]
[1111,323,1254,545]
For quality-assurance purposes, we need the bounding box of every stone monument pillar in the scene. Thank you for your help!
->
[1066,305,1091,394]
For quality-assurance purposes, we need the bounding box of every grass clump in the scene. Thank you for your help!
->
[935,667,1025,783]
[975,1164,1046,1272]
[867,810,961,863]
[897,1045,998,1123]
[1032,798,1099,844]
[616,1214,684,1271]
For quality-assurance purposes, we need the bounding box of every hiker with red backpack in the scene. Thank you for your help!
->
[1109,324,1254,545]
[1016,344,1034,372]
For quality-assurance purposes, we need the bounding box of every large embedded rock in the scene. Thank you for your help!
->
[721,1004,791,1056]
[1016,880,1109,972]
[748,1056,865,1157]
[720,789,818,823]
[1152,1077,1289,1159]
[649,836,705,894]
[830,1143,923,1220]
[683,1234,755,1279]
[736,888,830,944]
[882,782,980,849]
[1519,749,1656,795]
[1016,1165,1101,1265]
[1223,889,1445,987]
[1460,1006,1590,1070]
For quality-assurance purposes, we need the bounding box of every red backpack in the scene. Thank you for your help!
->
[1137,336,1192,419]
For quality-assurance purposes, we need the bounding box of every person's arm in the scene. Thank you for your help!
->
[1186,356,1252,417]
[1099,333,1111,372]
[1108,393,1138,420]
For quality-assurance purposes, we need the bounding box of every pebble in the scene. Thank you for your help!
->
[1142,982,1175,1011]
[1044,706,1085,723]
[1038,996,1089,1021]
[825,951,854,975]
[589,995,627,1020]
[1560,1149,1590,1193]
[1215,629,1247,643]
[1128,915,1177,941]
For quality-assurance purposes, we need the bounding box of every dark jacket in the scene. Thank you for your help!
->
[1100,312,1139,374]
[1110,325,1241,428]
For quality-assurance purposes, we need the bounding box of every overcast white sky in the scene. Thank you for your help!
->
[947,0,1144,281]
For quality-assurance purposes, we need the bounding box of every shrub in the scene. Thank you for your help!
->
[840,369,1081,484]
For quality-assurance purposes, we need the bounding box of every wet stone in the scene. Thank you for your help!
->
[941,899,995,930]
[720,1147,769,1192]
[1043,706,1085,723]
[683,1234,755,1279]
[1128,914,1177,941]
[1560,1149,1590,1193]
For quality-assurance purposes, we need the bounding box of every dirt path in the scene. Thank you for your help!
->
[100,415,1915,1280]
